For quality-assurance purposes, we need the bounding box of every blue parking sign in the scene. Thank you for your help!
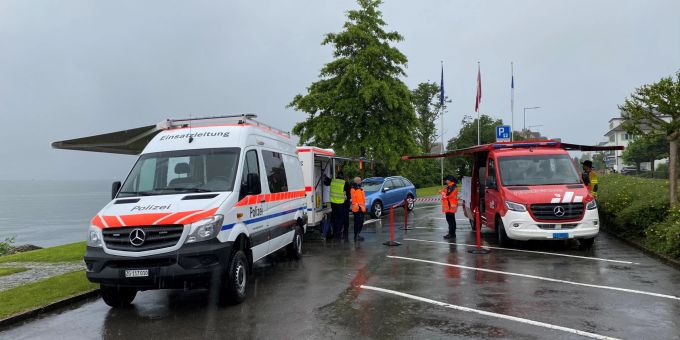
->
[496,125,511,142]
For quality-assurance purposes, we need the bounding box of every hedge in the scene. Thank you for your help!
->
[597,174,679,259]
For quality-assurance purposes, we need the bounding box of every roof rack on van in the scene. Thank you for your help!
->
[163,114,290,137]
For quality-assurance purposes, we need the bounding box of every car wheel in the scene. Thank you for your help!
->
[100,285,137,308]
[371,201,383,218]
[496,217,511,247]
[578,237,595,250]
[287,225,303,260]
[219,250,248,305]
[406,195,415,211]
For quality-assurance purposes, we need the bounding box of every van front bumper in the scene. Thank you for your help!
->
[500,208,600,241]
[84,239,233,289]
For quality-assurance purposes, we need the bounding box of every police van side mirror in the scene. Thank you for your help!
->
[246,173,261,194]
[111,181,122,199]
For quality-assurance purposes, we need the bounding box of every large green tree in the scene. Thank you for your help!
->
[411,81,448,153]
[288,0,418,170]
[620,71,680,205]
[622,134,669,174]
[445,114,504,177]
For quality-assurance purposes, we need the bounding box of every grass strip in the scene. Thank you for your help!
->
[0,270,97,319]
[416,186,441,197]
[0,267,28,277]
[0,242,85,263]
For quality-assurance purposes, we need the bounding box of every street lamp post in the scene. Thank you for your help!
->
[523,106,541,135]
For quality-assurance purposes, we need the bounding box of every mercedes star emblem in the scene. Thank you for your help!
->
[553,206,566,217]
[129,228,146,246]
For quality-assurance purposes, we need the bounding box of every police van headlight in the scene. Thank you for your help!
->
[586,200,597,210]
[505,201,527,212]
[186,215,224,243]
[87,226,103,248]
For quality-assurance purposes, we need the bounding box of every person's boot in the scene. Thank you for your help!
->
[356,235,365,241]
[443,234,456,240]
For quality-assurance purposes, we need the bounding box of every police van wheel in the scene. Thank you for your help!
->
[220,250,248,305]
[287,226,303,260]
[578,237,595,250]
[100,285,137,308]
[496,218,511,247]
[371,201,383,219]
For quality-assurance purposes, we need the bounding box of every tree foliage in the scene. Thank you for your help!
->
[619,70,680,205]
[445,114,504,177]
[288,0,418,170]
[622,134,669,172]
[411,81,448,153]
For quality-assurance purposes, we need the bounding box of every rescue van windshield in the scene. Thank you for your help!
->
[498,154,580,186]
[119,147,240,197]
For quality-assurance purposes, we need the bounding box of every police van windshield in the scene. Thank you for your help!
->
[118,148,240,197]
[498,154,581,186]
[362,181,383,193]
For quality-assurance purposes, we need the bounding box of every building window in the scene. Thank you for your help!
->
[609,135,615,142]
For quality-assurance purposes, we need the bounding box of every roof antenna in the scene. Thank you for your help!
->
[188,114,194,143]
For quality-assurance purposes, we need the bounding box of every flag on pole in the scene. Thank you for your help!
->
[475,63,482,112]
[511,62,515,118]
[439,62,445,106]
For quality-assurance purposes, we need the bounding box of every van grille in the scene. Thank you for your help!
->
[102,225,184,252]
[530,203,584,221]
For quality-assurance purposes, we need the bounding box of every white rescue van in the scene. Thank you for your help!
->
[53,115,308,307]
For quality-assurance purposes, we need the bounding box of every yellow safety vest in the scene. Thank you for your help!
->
[330,178,346,204]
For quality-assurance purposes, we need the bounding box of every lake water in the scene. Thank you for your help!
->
[0,180,111,247]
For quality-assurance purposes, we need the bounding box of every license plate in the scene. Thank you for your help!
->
[553,233,570,239]
[124,269,149,278]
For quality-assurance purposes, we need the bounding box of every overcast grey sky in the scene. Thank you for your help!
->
[1,0,678,180]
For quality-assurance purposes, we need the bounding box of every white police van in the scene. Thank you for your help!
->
[53,115,307,307]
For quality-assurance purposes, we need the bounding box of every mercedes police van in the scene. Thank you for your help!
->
[53,115,307,307]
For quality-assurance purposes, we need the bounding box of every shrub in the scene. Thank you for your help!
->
[646,206,680,258]
[0,236,15,256]
[613,195,669,236]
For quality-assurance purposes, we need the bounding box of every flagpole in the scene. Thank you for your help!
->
[440,61,445,185]
[477,62,481,145]
[511,62,515,142]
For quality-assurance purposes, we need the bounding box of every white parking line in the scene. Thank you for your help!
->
[360,285,620,340]
[387,255,680,301]
[363,219,381,225]
[404,238,640,265]
[430,217,470,222]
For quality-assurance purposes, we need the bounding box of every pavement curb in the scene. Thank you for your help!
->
[602,229,680,270]
[0,288,100,330]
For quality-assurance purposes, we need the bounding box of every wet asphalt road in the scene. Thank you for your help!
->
[1,204,679,340]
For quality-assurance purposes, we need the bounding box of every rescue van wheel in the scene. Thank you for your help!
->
[220,250,248,305]
[496,218,511,247]
[578,237,595,250]
[100,285,137,308]
[371,201,383,219]
[406,195,415,211]
[287,225,303,260]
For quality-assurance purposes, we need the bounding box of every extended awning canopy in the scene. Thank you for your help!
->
[401,140,624,160]
[51,123,166,155]
[51,114,281,155]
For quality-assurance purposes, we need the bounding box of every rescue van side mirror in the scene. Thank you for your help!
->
[111,181,122,199]
[485,177,497,190]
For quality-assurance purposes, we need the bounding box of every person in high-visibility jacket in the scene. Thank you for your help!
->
[329,172,351,240]
[582,160,599,198]
[440,175,459,240]
[351,177,366,242]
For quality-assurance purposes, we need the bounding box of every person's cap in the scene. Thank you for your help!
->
[444,175,456,182]
[582,160,593,167]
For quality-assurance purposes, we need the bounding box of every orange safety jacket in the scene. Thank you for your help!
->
[440,185,459,213]
[351,188,366,213]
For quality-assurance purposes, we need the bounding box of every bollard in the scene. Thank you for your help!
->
[468,207,490,254]
[383,205,401,246]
